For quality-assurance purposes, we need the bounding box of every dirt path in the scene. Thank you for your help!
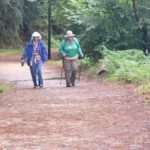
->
[0,54,149,150]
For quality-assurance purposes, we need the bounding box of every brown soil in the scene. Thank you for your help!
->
[0,54,149,150]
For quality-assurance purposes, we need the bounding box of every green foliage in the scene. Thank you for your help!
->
[78,57,93,70]
[22,0,48,39]
[102,48,150,84]
[0,0,150,60]
[51,35,61,48]
[81,47,150,95]
[62,0,150,60]
[0,0,23,47]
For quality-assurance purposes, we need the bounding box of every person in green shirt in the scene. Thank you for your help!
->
[59,30,83,87]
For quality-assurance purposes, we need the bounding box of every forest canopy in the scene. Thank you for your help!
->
[0,0,150,59]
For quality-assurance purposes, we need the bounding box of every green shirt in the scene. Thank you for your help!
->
[59,38,83,58]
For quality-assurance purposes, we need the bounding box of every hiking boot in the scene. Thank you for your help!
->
[72,82,75,86]
[39,85,43,88]
[33,85,37,89]
[66,83,71,87]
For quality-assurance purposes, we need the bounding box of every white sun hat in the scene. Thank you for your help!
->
[31,32,41,39]
[64,30,75,38]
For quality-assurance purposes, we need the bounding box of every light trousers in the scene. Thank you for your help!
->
[63,59,78,85]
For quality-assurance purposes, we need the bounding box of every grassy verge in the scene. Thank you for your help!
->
[0,82,12,93]
[0,49,21,56]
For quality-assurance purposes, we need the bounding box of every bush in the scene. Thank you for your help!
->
[83,47,150,85]
[102,49,150,84]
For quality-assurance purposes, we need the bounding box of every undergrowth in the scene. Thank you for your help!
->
[81,46,150,95]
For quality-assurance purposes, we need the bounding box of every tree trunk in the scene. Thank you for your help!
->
[141,25,149,54]
[132,0,149,54]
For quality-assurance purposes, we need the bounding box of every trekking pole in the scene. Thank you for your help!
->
[60,58,64,85]
[78,58,83,82]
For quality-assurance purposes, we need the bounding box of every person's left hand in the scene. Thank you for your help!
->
[78,55,84,60]
[21,58,25,66]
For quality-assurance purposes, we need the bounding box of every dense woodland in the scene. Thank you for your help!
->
[0,0,150,59]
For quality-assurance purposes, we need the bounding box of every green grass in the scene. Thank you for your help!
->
[0,49,21,56]
[0,83,12,93]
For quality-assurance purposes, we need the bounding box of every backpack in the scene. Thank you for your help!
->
[62,37,79,49]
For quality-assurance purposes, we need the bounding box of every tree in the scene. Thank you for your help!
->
[62,0,150,60]
[131,0,150,54]
[0,0,150,57]
[0,0,23,47]
[22,0,48,40]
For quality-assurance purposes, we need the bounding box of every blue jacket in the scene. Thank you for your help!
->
[22,39,48,66]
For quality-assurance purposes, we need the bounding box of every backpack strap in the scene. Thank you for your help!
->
[62,38,79,48]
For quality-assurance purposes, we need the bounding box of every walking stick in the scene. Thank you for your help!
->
[60,58,64,85]
[78,59,83,82]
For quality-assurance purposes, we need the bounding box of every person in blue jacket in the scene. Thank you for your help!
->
[21,32,48,88]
